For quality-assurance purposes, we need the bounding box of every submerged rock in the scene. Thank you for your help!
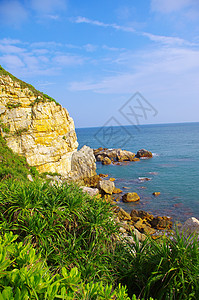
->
[153,192,161,196]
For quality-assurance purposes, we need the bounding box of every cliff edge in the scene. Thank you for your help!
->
[0,66,78,177]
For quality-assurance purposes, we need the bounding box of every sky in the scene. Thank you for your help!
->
[0,0,199,128]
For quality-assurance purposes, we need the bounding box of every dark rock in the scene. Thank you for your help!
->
[136,149,153,158]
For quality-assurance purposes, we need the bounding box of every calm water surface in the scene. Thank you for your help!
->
[76,123,199,222]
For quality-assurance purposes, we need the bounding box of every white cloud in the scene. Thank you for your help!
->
[53,54,85,66]
[30,0,66,13]
[142,32,195,46]
[151,0,199,13]
[83,44,97,52]
[0,0,28,26]
[0,55,25,69]
[74,16,135,33]
[68,46,199,95]
[0,44,25,54]
[73,16,195,47]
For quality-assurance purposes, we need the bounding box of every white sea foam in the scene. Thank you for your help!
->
[152,153,159,157]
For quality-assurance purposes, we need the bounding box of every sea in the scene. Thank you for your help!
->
[76,122,199,223]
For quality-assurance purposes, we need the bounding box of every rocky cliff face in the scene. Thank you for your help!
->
[0,73,78,177]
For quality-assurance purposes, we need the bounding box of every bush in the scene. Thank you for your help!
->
[0,180,128,284]
[0,231,137,299]
[121,232,199,299]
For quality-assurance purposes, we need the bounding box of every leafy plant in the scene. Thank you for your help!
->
[0,231,146,299]
[121,231,199,299]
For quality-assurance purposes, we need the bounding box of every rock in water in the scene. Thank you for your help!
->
[122,192,140,202]
[136,149,153,158]
[0,69,78,177]
[97,179,115,195]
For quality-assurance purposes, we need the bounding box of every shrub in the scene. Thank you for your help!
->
[121,232,199,299]
[0,231,139,299]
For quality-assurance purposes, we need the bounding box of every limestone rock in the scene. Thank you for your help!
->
[122,192,140,203]
[136,149,153,158]
[81,186,99,197]
[70,145,96,181]
[97,179,115,195]
[0,73,78,177]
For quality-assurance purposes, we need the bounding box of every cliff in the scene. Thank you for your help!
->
[0,66,78,177]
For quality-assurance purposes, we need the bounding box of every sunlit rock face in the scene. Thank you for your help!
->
[0,74,78,176]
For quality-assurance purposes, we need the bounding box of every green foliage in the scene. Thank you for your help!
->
[0,135,35,181]
[0,231,140,299]
[0,65,60,106]
[0,180,126,284]
[6,102,22,109]
[14,128,29,136]
[121,232,199,299]
[0,120,10,133]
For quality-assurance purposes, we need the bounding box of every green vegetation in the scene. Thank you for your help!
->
[0,134,38,181]
[120,231,199,299]
[6,102,22,109]
[0,131,198,299]
[0,65,60,106]
[0,120,10,133]
[0,232,134,299]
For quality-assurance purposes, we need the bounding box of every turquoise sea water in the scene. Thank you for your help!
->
[76,122,199,222]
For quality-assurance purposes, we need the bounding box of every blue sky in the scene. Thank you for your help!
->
[0,0,199,128]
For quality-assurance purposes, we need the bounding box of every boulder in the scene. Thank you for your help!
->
[150,216,172,230]
[97,179,115,195]
[70,145,96,181]
[109,177,115,181]
[180,217,199,237]
[130,209,153,222]
[81,187,99,197]
[114,207,131,221]
[102,157,112,165]
[136,149,153,158]
[117,149,135,162]
[83,175,101,187]
[122,192,140,203]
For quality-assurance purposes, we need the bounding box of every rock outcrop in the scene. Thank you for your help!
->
[0,70,78,177]
[70,145,97,181]
[136,149,153,158]
[93,148,136,164]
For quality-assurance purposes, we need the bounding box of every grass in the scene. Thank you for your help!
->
[0,65,60,106]
[0,134,38,181]
[120,232,199,299]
